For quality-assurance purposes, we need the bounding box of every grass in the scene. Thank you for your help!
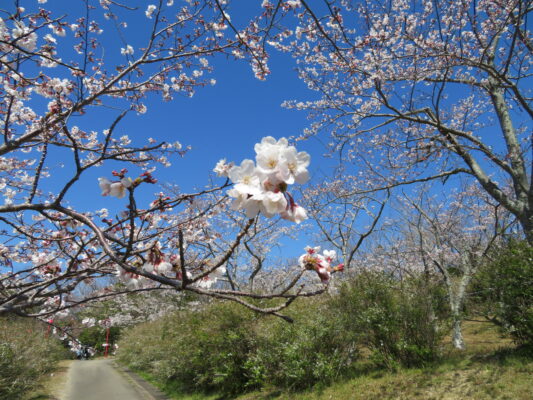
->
[134,370,221,400]
[231,348,533,400]
[132,320,532,400]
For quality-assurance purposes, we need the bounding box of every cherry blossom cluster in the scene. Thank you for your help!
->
[298,246,344,283]
[215,137,310,223]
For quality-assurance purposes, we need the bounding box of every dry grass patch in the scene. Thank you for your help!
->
[444,320,513,354]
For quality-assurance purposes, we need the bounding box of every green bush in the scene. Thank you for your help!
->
[79,325,121,355]
[478,240,533,345]
[247,299,356,390]
[0,316,70,400]
[118,298,356,395]
[117,273,449,395]
[118,302,258,395]
[333,271,447,368]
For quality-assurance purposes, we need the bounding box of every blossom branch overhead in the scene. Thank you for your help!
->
[0,1,337,324]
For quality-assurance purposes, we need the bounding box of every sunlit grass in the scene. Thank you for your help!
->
[231,322,532,400]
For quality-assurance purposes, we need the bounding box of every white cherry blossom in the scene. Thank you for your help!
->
[156,261,173,276]
[323,250,336,263]
[109,182,127,198]
[121,45,134,55]
[262,191,288,215]
[221,137,310,222]
[145,5,156,18]
[278,146,310,185]
[281,204,307,223]
[228,159,262,194]
[213,158,233,177]
[298,247,344,283]
[98,177,112,196]
[98,176,132,199]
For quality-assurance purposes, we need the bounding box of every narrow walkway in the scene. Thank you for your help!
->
[62,359,155,400]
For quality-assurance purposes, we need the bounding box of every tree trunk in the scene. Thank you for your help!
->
[449,271,471,350]
[519,214,533,245]
[451,313,466,350]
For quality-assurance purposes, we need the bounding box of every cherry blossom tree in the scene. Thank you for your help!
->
[262,0,532,241]
[0,1,329,322]
[393,181,515,349]
[341,181,514,349]
[208,210,303,293]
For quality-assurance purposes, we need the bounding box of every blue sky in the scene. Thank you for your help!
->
[21,1,334,260]
[21,1,330,212]
[90,51,327,258]
[130,50,324,192]
[13,1,528,262]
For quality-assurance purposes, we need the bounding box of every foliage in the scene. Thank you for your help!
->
[118,272,450,395]
[231,338,533,400]
[119,302,532,400]
[118,302,258,395]
[476,241,533,346]
[117,298,356,395]
[0,317,70,400]
[247,299,355,390]
[78,325,121,355]
[333,271,448,368]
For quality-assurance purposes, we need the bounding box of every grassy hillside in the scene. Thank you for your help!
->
[232,322,531,400]
[117,265,533,400]
[125,319,532,400]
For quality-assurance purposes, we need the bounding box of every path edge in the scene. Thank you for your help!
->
[111,360,169,400]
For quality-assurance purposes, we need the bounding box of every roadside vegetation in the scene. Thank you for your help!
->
[7,241,529,400]
[117,242,532,399]
[0,316,70,400]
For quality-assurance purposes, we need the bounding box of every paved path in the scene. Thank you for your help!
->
[62,359,155,400]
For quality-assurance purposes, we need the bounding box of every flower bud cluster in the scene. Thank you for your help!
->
[98,169,157,199]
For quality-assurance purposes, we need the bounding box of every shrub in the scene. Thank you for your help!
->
[247,299,356,390]
[118,301,258,395]
[333,271,447,368]
[0,316,70,400]
[118,298,357,395]
[478,240,533,345]
[118,273,448,395]
[79,325,121,355]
